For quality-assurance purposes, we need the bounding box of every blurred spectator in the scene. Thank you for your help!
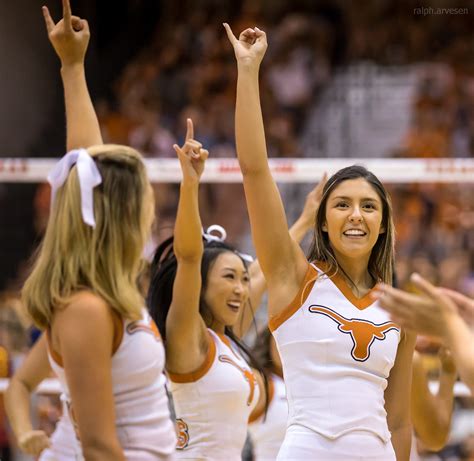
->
[0,293,29,461]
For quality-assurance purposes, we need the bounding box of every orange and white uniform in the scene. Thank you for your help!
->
[269,263,401,460]
[43,309,176,461]
[248,373,287,461]
[39,396,79,461]
[169,329,260,461]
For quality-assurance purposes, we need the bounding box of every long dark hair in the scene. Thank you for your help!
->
[147,236,265,378]
[308,165,395,285]
[252,327,276,376]
[251,327,278,421]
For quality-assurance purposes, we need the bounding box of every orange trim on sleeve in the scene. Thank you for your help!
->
[168,331,216,383]
[46,328,63,367]
[47,309,124,367]
[111,310,124,355]
[249,373,275,424]
[268,264,318,332]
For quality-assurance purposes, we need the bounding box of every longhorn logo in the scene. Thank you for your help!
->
[309,305,399,362]
[126,319,162,342]
[176,418,189,450]
[219,355,257,405]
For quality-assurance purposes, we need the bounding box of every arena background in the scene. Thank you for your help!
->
[0,0,473,459]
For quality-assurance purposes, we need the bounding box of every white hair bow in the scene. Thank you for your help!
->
[202,224,227,242]
[202,225,254,263]
[47,148,102,227]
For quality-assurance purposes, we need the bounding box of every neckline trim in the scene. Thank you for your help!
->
[315,262,377,310]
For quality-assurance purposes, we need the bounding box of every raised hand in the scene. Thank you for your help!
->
[223,23,267,67]
[42,0,90,66]
[299,173,328,228]
[374,274,458,338]
[18,430,51,456]
[173,119,209,183]
[440,288,474,327]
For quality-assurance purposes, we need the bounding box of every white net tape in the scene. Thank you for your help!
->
[1,157,474,183]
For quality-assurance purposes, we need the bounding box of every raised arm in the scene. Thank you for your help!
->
[165,119,211,375]
[43,0,102,149]
[224,24,308,316]
[5,335,52,457]
[411,348,456,451]
[234,178,327,337]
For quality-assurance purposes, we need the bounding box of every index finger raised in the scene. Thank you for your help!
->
[223,23,238,44]
[185,118,194,141]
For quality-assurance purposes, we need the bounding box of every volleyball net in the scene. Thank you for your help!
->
[1,157,474,183]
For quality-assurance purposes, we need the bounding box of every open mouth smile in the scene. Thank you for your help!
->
[227,301,241,312]
[343,229,367,238]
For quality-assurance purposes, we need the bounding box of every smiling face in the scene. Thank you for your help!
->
[202,251,250,331]
[323,178,385,261]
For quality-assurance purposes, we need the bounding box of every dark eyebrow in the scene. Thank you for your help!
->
[222,267,250,276]
[331,195,379,202]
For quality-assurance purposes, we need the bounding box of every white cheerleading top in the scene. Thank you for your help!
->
[248,373,288,461]
[47,308,176,460]
[269,263,400,442]
[169,329,260,460]
[39,396,81,461]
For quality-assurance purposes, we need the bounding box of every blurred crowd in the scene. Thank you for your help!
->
[95,0,474,286]
[1,0,473,459]
[391,63,474,301]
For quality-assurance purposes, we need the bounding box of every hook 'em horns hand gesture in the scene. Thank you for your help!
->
[223,23,267,68]
[42,0,89,66]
